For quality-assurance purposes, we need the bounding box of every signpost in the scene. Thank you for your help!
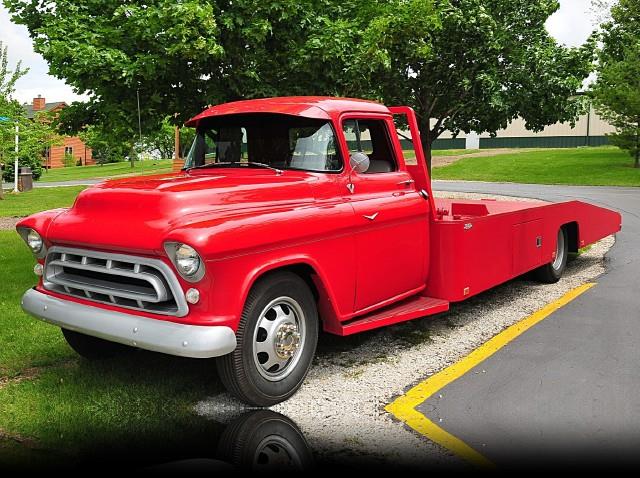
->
[14,123,19,193]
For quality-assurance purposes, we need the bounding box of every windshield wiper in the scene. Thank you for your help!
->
[186,161,283,175]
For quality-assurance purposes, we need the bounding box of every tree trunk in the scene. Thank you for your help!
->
[418,117,433,176]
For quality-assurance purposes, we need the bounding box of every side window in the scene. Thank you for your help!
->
[342,119,397,173]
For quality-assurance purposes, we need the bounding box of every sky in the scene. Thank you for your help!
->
[0,0,605,105]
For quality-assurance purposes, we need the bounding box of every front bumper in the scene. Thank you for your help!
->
[21,289,237,358]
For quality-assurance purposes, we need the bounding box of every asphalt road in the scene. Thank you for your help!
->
[425,181,640,466]
[2,179,102,190]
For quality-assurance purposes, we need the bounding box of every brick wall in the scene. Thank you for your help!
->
[46,136,94,168]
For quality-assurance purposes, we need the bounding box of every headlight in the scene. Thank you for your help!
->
[164,241,205,282]
[175,244,201,277]
[27,229,43,254]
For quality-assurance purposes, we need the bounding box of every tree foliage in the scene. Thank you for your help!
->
[1,109,63,182]
[77,125,130,165]
[142,118,195,160]
[1,40,60,183]
[592,0,640,168]
[337,0,594,167]
[4,0,595,171]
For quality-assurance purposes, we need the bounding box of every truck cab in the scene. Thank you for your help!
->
[17,97,621,406]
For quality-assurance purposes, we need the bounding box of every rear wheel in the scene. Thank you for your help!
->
[216,272,318,406]
[61,328,130,360]
[534,227,569,284]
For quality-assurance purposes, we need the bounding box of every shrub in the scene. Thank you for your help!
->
[63,152,76,167]
[2,155,43,182]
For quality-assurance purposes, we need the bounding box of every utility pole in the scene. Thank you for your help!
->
[136,88,143,175]
[174,125,181,170]
[13,123,19,193]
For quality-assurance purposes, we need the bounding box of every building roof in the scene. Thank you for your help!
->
[185,96,390,127]
[23,101,66,119]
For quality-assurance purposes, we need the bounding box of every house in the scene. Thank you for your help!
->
[24,95,94,168]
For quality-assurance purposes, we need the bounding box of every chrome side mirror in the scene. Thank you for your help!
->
[349,152,370,174]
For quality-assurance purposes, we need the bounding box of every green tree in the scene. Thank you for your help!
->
[592,0,640,168]
[143,117,194,160]
[1,40,60,184]
[77,125,129,165]
[332,0,594,169]
[1,40,27,196]
[3,0,348,143]
[1,109,62,182]
[57,100,137,166]
[5,0,594,172]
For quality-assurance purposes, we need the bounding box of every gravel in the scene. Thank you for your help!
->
[0,217,20,231]
[195,192,615,468]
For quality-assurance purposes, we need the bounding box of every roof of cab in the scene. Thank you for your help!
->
[185,96,390,127]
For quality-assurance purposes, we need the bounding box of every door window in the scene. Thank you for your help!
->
[342,119,397,173]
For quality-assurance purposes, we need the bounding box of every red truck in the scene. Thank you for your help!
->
[17,97,621,406]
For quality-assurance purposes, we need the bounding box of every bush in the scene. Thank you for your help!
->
[2,155,43,182]
[63,152,76,167]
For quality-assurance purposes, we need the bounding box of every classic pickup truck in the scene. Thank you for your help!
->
[17,97,621,406]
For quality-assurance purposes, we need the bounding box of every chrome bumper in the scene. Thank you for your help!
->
[21,289,237,359]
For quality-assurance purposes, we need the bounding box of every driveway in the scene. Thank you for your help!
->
[3,179,102,190]
[423,181,640,466]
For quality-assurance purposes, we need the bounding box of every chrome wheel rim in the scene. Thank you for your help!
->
[252,297,306,382]
[552,229,565,271]
[253,435,303,469]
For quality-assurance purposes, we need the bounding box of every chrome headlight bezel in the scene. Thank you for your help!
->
[164,242,205,282]
[17,227,47,259]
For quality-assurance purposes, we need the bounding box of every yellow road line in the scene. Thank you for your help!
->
[385,282,596,468]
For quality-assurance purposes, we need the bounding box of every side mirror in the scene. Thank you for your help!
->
[349,152,370,174]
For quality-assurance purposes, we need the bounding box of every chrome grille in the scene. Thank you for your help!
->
[43,247,188,317]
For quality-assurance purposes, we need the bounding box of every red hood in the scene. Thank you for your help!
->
[45,169,318,254]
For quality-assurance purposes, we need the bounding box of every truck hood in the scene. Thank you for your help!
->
[45,170,318,253]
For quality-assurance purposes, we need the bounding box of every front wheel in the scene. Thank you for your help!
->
[534,227,569,284]
[216,272,319,406]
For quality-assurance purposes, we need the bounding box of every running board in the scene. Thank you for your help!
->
[330,296,449,336]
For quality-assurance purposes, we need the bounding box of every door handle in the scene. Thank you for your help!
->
[397,179,415,187]
[363,212,379,221]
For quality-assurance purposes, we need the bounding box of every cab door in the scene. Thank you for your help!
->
[340,115,429,312]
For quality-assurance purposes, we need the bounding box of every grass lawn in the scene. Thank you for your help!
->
[0,186,85,218]
[431,149,481,157]
[0,231,224,467]
[38,159,173,183]
[432,146,640,186]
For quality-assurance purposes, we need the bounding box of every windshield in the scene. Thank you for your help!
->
[184,114,342,172]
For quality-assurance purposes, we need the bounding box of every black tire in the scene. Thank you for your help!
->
[218,410,313,470]
[216,272,319,407]
[534,227,569,284]
[61,328,130,360]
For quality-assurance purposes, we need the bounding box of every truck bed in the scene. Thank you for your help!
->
[425,198,621,302]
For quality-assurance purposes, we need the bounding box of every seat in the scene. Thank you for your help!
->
[366,159,393,173]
